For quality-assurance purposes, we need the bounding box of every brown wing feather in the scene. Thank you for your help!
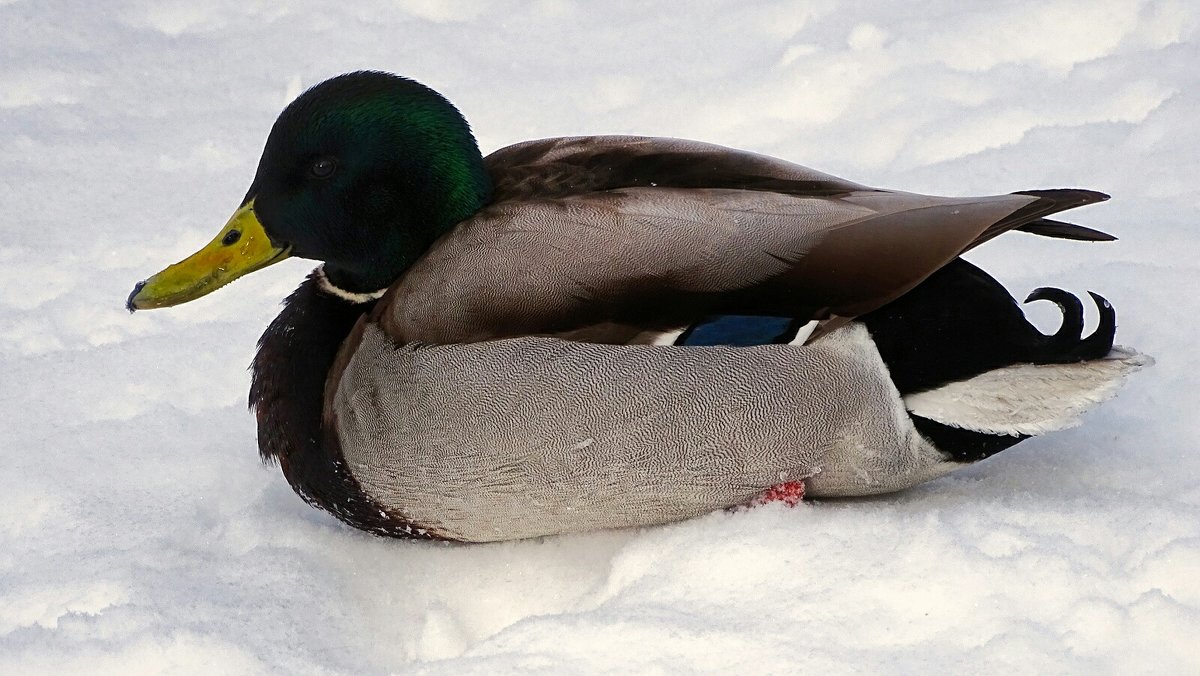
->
[485,136,869,202]
[382,189,1033,344]
[978,189,1111,246]
[1018,218,1116,242]
[378,137,1113,345]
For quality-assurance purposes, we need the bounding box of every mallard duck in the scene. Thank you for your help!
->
[128,71,1149,542]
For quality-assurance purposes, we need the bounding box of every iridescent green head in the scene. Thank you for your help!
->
[128,71,492,310]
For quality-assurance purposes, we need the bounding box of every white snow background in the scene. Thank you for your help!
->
[2,1,1198,673]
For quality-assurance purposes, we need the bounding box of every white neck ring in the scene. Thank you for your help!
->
[315,265,388,304]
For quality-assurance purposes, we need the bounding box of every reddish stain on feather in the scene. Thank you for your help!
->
[752,481,806,507]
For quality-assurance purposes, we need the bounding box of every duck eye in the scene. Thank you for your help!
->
[310,157,337,179]
[222,229,241,246]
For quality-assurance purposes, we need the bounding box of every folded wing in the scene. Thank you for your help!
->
[379,136,1108,344]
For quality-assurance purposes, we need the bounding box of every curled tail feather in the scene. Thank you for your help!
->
[1024,288,1116,363]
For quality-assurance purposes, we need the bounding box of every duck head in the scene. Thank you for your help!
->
[128,71,491,310]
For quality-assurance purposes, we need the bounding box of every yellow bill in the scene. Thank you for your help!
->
[127,199,291,311]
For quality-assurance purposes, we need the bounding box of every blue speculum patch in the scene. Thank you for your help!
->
[678,315,797,346]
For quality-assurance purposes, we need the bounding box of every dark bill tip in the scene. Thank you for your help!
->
[126,280,146,313]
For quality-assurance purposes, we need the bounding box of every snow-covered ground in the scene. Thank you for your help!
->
[3,1,1198,672]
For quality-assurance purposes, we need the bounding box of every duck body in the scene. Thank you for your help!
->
[131,72,1149,542]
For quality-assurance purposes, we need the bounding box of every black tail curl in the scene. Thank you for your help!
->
[1024,287,1116,364]
[861,259,1121,463]
[861,259,1120,397]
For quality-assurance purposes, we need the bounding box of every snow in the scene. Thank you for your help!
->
[2,0,1198,672]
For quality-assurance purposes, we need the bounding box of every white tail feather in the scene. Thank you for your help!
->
[903,347,1153,436]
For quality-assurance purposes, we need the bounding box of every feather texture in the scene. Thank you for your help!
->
[377,137,1109,346]
[332,323,953,542]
